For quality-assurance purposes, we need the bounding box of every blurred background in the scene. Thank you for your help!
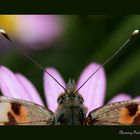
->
[0,15,140,104]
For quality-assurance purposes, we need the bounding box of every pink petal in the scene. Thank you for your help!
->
[16,73,44,106]
[133,96,140,100]
[108,93,131,104]
[0,66,32,101]
[44,67,66,112]
[76,63,106,113]
[15,15,63,47]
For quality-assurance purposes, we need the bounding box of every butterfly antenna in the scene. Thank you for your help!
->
[0,29,67,92]
[76,29,139,92]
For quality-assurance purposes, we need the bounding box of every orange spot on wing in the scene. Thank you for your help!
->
[119,107,134,124]
[11,106,29,123]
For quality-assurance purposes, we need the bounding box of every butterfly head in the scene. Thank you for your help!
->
[57,79,84,105]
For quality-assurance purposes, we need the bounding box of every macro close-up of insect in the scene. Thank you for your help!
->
[0,15,140,125]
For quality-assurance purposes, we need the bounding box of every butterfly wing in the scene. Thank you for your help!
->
[86,100,140,125]
[0,96,55,125]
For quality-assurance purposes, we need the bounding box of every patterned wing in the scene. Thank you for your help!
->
[86,100,140,125]
[0,96,55,125]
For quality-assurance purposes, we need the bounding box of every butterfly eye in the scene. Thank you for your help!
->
[57,94,65,104]
[78,95,84,104]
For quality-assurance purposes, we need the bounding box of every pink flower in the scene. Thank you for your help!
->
[14,15,63,48]
[0,15,63,49]
[0,63,139,114]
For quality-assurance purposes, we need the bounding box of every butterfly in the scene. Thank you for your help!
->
[0,29,139,125]
[0,92,140,125]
